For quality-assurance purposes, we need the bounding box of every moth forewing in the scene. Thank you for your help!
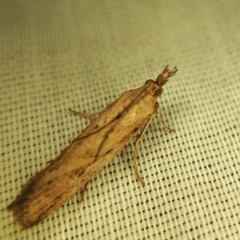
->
[8,66,177,229]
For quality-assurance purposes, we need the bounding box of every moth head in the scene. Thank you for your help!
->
[156,65,177,86]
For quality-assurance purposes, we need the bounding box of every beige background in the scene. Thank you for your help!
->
[1,0,239,239]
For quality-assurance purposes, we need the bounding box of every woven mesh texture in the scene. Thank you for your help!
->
[1,0,240,239]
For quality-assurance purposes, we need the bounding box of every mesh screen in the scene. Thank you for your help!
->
[1,0,240,239]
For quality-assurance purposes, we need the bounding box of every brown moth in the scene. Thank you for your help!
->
[8,66,177,229]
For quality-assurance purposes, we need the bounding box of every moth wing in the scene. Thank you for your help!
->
[8,83,158,228]
[8,134,101,228]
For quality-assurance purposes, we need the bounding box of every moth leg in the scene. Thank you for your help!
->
[79,182,89,202]
[132,113,155,187]
[155,102,175,132]
[69,108,106,118]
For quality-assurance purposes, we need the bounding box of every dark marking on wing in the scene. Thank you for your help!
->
[133,127,139,133]
[106,149,113,154]
[116,113,121,119]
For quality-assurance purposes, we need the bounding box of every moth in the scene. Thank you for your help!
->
[8,66,177,229]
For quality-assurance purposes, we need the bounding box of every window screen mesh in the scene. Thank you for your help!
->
[0,0,239,239]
